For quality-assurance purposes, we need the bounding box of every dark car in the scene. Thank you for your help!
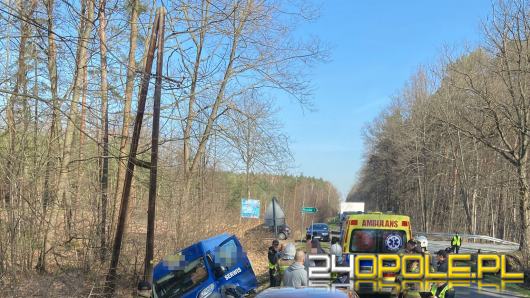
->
[268,224,291,240]
[306,223,330,242]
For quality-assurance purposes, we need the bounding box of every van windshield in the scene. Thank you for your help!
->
[154,257,208,298]
[350,229,407,253]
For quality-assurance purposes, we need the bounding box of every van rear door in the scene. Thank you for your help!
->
[214,236,257,293]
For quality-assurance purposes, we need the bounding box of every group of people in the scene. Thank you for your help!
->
[398,237,455,298]
[268,236,343,288]
[268,232,463,297]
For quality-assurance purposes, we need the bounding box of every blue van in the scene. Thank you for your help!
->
[152,233,258,298]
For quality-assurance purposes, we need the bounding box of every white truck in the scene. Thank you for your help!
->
[339,202,365,231]
[340,202,365,215]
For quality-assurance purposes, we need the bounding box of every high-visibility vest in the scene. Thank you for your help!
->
[430,283,451,298]
[451,235,462,246]
[269,261,278,271]
[278,259,292,275]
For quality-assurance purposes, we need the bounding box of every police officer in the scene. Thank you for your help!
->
[428,281,455,298]
[427,250,455,298]
[268,239,281,287]
[451,232,462,254]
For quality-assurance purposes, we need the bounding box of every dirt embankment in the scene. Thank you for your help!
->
[1,221,280,297]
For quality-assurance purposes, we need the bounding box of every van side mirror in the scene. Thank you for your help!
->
[213,264,226,278]
[207,252,226,279]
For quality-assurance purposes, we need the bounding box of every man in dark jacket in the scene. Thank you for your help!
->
[435,250,448,273]
[428,250,455,298]
[268,239,281,287]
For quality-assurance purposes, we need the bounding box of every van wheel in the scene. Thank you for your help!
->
[278,232,286,240]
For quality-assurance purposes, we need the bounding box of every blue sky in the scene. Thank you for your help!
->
[278,1,492,199]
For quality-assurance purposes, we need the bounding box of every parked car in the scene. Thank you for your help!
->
[151,233,257,298]
[306,223,330,241]
[268,224,291,240]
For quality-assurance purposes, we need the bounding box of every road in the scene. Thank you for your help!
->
[422,241,527,297]
[428,240,519,253]
[324,231,527,296]
[451,283,528,297]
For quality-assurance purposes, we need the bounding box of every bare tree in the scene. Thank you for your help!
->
[440,0,530,261]
[97,0,109,262]
[225,95,292,198]
[56,0,94,237]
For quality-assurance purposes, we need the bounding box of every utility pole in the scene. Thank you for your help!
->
[301,185,306,242]
[104,9,162,297]
[272,197,277,238]
[144,7,165,284]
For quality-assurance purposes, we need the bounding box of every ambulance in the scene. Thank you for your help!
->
[341,212,412,255]
[340,212,412,295]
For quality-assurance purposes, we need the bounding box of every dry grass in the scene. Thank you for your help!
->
[1,220,278,297]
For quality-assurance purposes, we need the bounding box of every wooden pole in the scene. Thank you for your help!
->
[144,7,165,284]
[104,10,160,297]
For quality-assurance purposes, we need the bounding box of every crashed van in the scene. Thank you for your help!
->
[152,233,257,298]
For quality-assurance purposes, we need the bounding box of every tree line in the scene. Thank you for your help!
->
[0,0,337,294]
[348,0,530,263]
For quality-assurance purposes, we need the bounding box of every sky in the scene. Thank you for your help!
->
[277,1,493,200]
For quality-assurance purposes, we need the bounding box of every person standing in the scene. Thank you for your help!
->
[305,234,312,252]
[310,238,326,268]
[268,239,281,287]
[330,238,343,264]
[330,238,343,280]
[283,250,308,287]
[451,232,462,254]
[428,281,455,298]
[435,250,449,273]
[428,250,455,298]
[278,242,296,282]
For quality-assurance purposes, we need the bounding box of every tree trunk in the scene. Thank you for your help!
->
[517,156,530,264]
[6,0,36,273]
[56,0,94,237]
[112,0,139,237]
[37,0,60,272]
[98,0,110,262]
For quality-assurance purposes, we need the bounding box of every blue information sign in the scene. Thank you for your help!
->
[241,199,260,218]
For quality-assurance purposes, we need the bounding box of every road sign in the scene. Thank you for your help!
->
[241,199,260,218]
[301,207,318,213]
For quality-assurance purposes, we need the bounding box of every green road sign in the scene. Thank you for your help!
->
[301,207,318,213]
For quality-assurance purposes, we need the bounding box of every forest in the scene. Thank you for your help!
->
[0,0,339,295]
[348,0,530,264]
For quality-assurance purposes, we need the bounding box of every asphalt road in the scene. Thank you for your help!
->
[450,284,528,297]
[309,232,528,296]
[428,240,519,253]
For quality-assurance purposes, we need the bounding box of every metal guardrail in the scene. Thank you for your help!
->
[413,231,519,246]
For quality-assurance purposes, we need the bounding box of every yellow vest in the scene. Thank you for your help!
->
[278,259,292,274]
[431,283,452,298]
[451,235,462,246]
